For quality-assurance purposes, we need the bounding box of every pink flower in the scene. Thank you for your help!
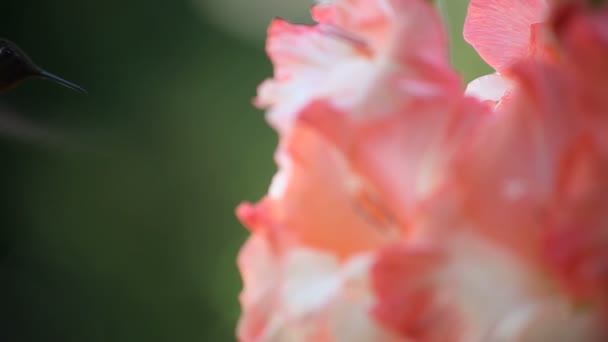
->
[235,0,608,341]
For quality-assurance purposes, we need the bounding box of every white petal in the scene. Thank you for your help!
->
[281,249,342,317]
[465,73,511,103]
[445,232,551,340]
[326,254,400,342]
[492,301,599,342]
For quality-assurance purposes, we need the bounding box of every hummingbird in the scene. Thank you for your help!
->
[0,38,86,94]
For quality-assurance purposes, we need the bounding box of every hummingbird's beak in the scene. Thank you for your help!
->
[38,70,87,94]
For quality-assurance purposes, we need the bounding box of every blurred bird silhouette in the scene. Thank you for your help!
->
[0,39,87,147]
[0,38,86,94]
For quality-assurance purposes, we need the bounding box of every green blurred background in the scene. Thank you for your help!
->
[0,1,488,341]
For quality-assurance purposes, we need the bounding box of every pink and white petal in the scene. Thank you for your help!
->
[445,233,555,341]
[247,247,400,342]
[251,248,346,342]
[457,61,578,258]
[465,73,511,104]
[267,124,400,256]
[238,241,368,342]
[327,291,403,342]
[238,234,277,307]
[300,95,487,225]
[327,302,402,342]
[237,234,281,342]
[491,301,603,341]
[260,59,378,134]
[322,253,401,342]
[384,0,450,68]
[464,0,548,72]
[280,249,343,318]
[262,18,357,82]
[311,2,334,24]
[371,233,563,341]
[371,242,454,341]
[248,317,310,342]
[314,0,450,67]
[256,17,376,133]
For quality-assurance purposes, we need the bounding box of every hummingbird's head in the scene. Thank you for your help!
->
[0,38,86,94]
[0,39,40,91]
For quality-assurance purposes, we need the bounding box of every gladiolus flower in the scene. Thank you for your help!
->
[235,0,608,341]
